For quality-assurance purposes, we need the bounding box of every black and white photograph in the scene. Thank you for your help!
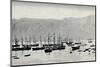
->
[11,0,96,66]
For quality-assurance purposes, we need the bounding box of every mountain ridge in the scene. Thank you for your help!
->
[11,15,95,41]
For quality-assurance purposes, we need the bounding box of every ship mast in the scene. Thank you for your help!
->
[15,37,18,46]
[48,33,50,45]
[57,33,61,45]
[40,35,42,47]
[21,37,23,46]
[29,36,31,45]
[33,36,36,44]
[14,36,18,57]
[20,36,24,57]
[53,33,55,45]
[25,36,28,45]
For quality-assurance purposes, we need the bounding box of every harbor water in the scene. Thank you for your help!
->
[12,40,95,66]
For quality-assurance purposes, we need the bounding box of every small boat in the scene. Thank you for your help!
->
[13,56,20,59]
[83,48,91,52]
[88,39,93,43]
[74,42,81,44]
[70,51,72,54]
[24,54,31,57]
[71,45,80,51]
[78,50,83,52]
[92,51,95,53]
[90,45,95,47]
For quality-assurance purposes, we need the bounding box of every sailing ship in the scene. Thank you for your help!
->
[44,33,52,53]
[52,33,65,50]
[12,37,20,51]
[12,37,20,59]
[44,33,65,52]
[32,35,44,51]
[30,36,39,47]
[24,36,31,57]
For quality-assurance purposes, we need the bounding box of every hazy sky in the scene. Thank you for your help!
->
[12,1,95,19]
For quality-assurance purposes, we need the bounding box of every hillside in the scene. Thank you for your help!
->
[11,15,95,41]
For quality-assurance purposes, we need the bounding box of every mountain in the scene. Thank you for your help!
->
[11,15,95,41]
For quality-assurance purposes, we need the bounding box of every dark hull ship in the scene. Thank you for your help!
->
[12,33,66,55]
[12,46,31,51]
[32,47,44,50]
[12,37,31,51]
[44,33,65,53]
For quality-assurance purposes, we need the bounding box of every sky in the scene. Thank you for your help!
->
[12,1,95,19]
